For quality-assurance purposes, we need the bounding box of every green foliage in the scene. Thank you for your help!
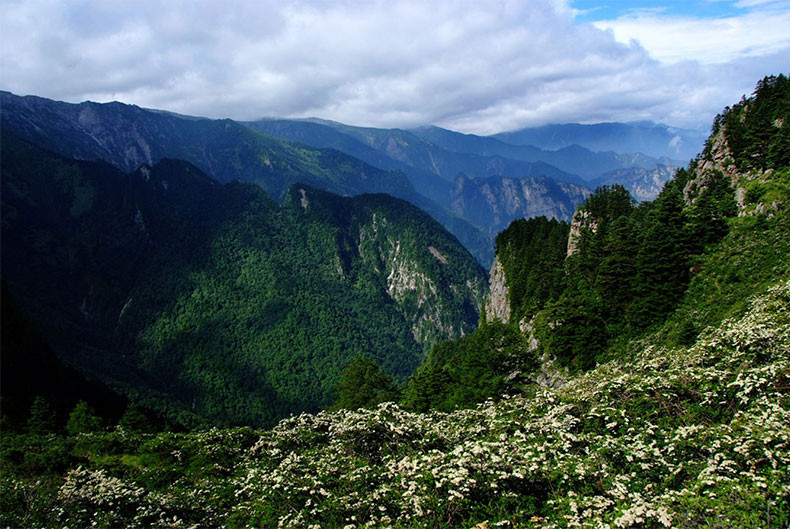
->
[685,170,737,250]
[1,135,485,428]
[332,356,399,411]
[66,401,102,435]
[719,73,790,172]
[1,281,788,528]
[430,75,788,377]
[118,404,156,433]
[578,183,634,222]
[402,321,537,411]
[536,282,606,371]
[26,396,56,435]
[628,180,690,328]
[494,216,570,322]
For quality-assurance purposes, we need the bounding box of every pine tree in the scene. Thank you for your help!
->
[539,281,606,371]
[594,215,638,324]
[628,182,689,328]
[66,401,102,435]
[331,356,399,411]
[27,395,56,434]
[118,403,154,433]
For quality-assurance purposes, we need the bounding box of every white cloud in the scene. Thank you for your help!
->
[592,6,790,65]
[1,0,787,134]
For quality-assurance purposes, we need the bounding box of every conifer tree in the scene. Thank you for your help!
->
[332,356,398,411]
[628,181,689,328]
[27,395,56,434]
[118,403,154,433]
[66,401,102,435]
[594,215,638,325]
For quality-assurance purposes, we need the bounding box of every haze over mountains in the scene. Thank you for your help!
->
[2,73,788,529]
[2,90,694,267]
[0,88,708,427]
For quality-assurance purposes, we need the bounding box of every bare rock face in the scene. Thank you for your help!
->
[594,165,676,202]
[683,125,783,217]
[683,128,742,205]
[450,174,591,236]
[351,210,488,353]
[484,256,511,323]
[566,209,598,257]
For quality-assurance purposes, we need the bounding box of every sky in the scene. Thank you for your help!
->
[1,0,788,135]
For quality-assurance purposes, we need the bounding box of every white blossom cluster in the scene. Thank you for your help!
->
[40,281,790,527]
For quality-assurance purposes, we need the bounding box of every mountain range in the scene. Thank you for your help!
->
[1,75,788,528]
[0,89,709,428]
[1,91,688,268]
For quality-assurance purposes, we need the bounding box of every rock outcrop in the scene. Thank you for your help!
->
[450,174,591,236]
[566,209,597,257]
[484,256,511,323]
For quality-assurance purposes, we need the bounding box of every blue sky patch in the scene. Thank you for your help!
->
[571,0,746,22]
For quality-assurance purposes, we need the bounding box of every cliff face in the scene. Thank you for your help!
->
[683,128,742,205]
[683,89,788,218]
[484,256,511,323]
[450,174,591,235]
[593,165,676,202]
[292,187,489,354]
[566,209,598,257]
[355,212,487,350]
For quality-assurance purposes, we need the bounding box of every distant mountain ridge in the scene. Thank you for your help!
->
[409,124,681,180]
[450,174,590,235]
[492,121,706,161]
[0,91,413,201]
[2,91,693,267]
[0,90,494,264]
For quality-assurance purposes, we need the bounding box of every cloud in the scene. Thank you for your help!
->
[1,0,787,135]
[592,3,790,64]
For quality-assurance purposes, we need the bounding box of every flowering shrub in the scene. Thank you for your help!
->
[2,281,789,528]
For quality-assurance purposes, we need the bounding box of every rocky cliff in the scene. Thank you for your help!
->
[566,209,597,257]
[484,256,511,323]
[293,186,489,353]
[593,164,676,202]
[450,174,590,236]
[683,76,789,216]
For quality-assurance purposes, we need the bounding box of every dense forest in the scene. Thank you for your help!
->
[1,75,788,528]
[1,134,486,428]
[402,75,790,412]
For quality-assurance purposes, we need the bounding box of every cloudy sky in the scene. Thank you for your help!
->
[1,0,788,134]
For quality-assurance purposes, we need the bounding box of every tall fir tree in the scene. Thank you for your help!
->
[26,395,56,434]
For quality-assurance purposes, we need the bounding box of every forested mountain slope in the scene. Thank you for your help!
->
[0,91,413,202]
[1,91,494,265]
[247,118,598,248]
[1,75,787,529]
[1,134,486,427]
[405,75,789,409]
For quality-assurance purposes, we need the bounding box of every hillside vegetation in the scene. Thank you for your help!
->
[1,75,788,528]
[1,135,486,428]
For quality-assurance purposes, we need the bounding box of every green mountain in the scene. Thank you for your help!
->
[2,76,788,529]
[0,91,413,202]
[406,74,790,411]
[246,119,600,255]
[1,91,494,265]
[1,133,487,427]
